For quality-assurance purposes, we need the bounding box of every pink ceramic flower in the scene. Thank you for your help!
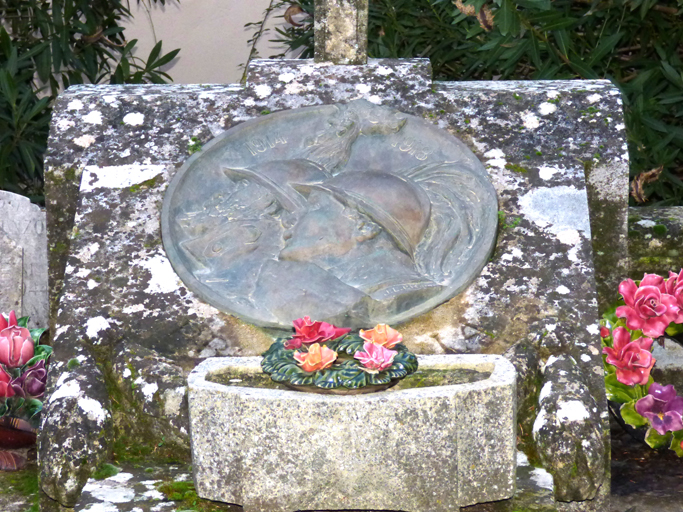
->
[600,326,611,338]
[0,366,14,398]
[293,343,338,372]
[616,274,680,338]
[665,269,683,323]
[359,324,403,349]
[354,341,397,373]
[0,311,34,368]
[284,317,351,349]
[603,326,655,386]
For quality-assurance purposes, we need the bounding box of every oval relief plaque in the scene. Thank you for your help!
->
[162,100,498,329]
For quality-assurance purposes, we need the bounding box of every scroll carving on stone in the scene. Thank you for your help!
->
[161,100,498,329]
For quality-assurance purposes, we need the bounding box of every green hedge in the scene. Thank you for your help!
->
[0,0,179,203]
[256,0,683,205]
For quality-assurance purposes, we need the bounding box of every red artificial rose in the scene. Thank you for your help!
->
[665,269,683,323]
[284,316,351,349]
[603,326,655,386]
[616,274,680,338]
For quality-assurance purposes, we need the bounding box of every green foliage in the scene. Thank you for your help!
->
[644,426,671,448]
[255,0,683,205]
[0,0,181,202]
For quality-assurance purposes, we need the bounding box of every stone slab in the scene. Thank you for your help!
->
[188,354,516,511]
[41,59,617,507]
[628,206,683,278]
[0,191,48,326]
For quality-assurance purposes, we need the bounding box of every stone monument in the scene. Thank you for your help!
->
[39,0,622,509]
[162,99,498,329]
[0,191,48,327]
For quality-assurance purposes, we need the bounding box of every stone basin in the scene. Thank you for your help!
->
[187,354,517,512]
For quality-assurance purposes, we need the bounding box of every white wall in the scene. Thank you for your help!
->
[122,0,289,85]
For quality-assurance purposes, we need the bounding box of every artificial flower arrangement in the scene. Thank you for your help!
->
[0,311,50,433]
[261,316,418,393]
[601,270,683,456]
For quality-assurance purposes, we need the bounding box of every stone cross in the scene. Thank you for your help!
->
[0,191,48,327]
[314,0,368,64]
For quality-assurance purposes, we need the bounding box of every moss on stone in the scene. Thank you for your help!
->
[653,224,668,236]
[505,163,528,174]
[129,175,160,193]
[93,462,120,480]
[156,479,237,511]
[67,358,81,370]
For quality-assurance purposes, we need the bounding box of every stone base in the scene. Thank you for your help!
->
[188,355,516,512]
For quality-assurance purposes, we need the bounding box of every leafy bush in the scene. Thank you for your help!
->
[253,0,683,206]
[0,0,180,202]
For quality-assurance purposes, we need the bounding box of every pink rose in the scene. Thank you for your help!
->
[359,324,403,349]
[665,269,683,323]
[0,366,14,398]
[284,316,351,349]
[354,341,397,373]
[0,311,34,368]
[293,343,338,372]
[602,326,655,386]
[616,274,680,338]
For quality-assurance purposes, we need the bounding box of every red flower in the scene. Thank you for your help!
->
[603,326,655,386]
[284,316,351,349]
[0,366,14,399]
[665,269,683,323]
[616,274,680,338]
[0,311,34,368]
[600,326,611,338]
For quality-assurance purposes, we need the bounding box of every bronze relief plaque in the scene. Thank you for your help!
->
[161,100,498,329]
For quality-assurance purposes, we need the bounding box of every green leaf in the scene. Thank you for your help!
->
[314,370,342,389]
[16,316,29,328]
[542,18,579,32]
[30,328,47,344]
[605,373,640,403]
[147,41,163,70]
[495,0,521,37]
[619,400,648,428]
[150,49,180,70]
[567,54,598,79]
[512,0,551,10]
[553,30,570,58]
[670,430,683,457]
[644,428,672,449]
[587,32,623,66]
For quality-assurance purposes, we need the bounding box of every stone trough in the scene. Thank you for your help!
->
[188,354,517,512]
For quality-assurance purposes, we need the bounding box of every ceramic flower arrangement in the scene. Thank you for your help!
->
[601,270,683,456]
[261,317,418,392]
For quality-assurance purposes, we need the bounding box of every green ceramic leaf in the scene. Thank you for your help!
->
[644,428,672,449]
[367,372,392,385]
[604,373,639,403]
[343,371,367,389]
[670,430,683,457]
[337,336,365,355]
[16,316,30,328]
[289,374,316,386]
[271,372,289,383]
[339,366,362,380]
[386,367,408,379]
[314,370,342,389]
[619,400,648,428]
[393,352,418,374]
[29,328,46,344]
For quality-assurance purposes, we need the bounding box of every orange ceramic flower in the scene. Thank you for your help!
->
[293,343,338,372]
[359,324,402,349]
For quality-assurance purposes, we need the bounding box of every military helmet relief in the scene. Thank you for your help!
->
[161,99,498,329]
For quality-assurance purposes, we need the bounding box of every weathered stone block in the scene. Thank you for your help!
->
[314,0,369,64]
[0,191,48,326]
[188,354,516,511]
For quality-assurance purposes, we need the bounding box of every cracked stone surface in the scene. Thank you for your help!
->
[40,58,620,508]
[314,0,369,64]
